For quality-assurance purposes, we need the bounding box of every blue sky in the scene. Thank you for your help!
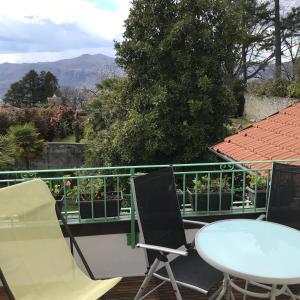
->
[88,0,119,11]
[0,0,131,63]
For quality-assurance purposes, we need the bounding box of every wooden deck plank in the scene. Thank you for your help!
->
[0,277,298,299]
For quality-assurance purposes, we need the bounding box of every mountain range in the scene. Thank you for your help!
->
[0,54,124,97]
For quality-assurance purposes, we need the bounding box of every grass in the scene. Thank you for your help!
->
[228,118,253,134]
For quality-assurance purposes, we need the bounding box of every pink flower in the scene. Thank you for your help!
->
[65,180,71,188]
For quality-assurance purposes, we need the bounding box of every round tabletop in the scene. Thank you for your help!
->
[195,219,300,284]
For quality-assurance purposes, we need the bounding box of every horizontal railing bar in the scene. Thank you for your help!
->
[0,166,274,183]
[0,159,299,175]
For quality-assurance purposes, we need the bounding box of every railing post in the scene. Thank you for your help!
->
[130,168,136,248]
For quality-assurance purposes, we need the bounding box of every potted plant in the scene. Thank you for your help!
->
[79,179,123,219]
[50,183,64,212]
[187,175,232,212]
[246,173,268,208]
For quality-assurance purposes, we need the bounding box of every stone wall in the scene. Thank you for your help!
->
[16,142,84,170]
[243,94,299,121]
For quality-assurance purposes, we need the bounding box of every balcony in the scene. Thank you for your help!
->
[0,159,299,299]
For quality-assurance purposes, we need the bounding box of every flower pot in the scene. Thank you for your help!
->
[80,191,122,219]
[187,188,231,211]
[246,187,267,208]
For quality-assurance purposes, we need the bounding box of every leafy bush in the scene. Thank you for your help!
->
[192,175,231,192]
[0,106,76,141]
[247,79,291,97]
[247,173,268,190]
[42,105,75,140]
[0,110,11,135]
[0,135,15,170]
[287,81,300,98]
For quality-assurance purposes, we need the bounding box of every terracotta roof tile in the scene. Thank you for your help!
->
[211,101,300,170]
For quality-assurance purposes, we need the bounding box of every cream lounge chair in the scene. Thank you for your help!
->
[0,179,121,300]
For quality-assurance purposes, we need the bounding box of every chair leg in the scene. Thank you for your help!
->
[134,258,160,300]
[164,261,183,300]
[243,280,249,300]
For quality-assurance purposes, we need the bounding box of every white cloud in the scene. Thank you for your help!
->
[0,0,130,39]
[0,0,131,62]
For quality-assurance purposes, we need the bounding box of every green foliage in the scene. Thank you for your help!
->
[8,123,45,169]
[248,79,291,97]
[192,175,231,193]
[294,58,300,80]
[69,178,104,201]
[287,80,300,98]
[0,109,11,135]
[0,106,75,141]
[0,135,15,170]
[42,105,75,140]
[3,70,59,107]
[247,173,268,190]
[231,79,246,117]
[85,0,239,166]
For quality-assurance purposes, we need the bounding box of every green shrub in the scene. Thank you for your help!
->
[247,79,290,97]
[288,81,300,98]
[247,80,273,96]
[0,135,14,170]
[271,78,290,97]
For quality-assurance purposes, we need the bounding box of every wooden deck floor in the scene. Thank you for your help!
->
[0,277,298,299]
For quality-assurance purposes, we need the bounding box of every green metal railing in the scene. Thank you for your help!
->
[1,159,299,246]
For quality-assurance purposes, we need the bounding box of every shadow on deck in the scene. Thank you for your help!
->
[0,277,298,299]
[104,277,299,300]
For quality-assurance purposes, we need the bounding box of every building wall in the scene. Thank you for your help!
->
[16,142,84,170]
[243,94,299,121]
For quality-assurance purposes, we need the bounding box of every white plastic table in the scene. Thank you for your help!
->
[195,219,300,299]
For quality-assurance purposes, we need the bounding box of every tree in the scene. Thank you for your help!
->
[22,70,40,107]
[60,86,90,109]
[281,6,300,80]
[3,81,25,107]
[8,123,45,169]
[3,70,59,107]
[85,0,239,166]
[274,0,282,78]
[234,0,275,82]
[40,71,59,100]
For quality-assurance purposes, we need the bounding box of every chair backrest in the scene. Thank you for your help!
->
[0,179,119,299]
[131,167,187,266]
[267,162,300,229]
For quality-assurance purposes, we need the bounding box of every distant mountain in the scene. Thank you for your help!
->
[0,54,124,96]
[249,61,294,80]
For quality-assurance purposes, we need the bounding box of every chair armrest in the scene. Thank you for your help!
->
[256,214,266,221]
[136,243,188,256]
[182,219,208,226]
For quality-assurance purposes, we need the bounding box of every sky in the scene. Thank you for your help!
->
[0,0,299,64]
[0,0,131,63]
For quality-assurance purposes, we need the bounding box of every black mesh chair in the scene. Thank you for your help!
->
[131,167,223,300]
[246,162,300,297]
[266,162,300,229]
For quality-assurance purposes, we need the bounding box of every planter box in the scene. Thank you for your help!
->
[187,188,231,211]
[176,189,188,208]
[246,187,267,208]
[54,195,64,219]
[80,191,122,219]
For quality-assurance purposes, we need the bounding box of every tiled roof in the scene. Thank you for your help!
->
[211,102,300,170]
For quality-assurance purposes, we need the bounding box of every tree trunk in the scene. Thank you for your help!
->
[242,45,247,84]
[274,0,281,79]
